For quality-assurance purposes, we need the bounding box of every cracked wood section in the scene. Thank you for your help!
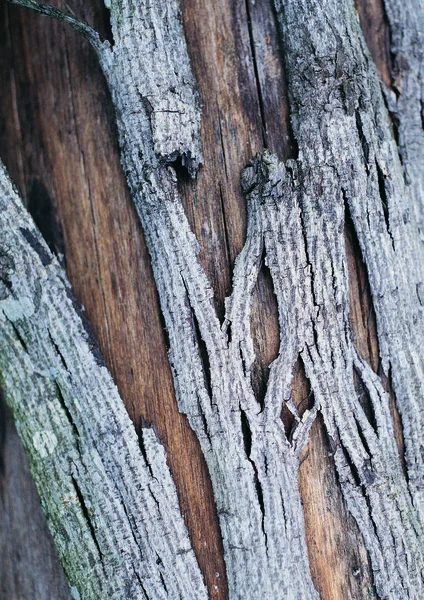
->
[1,1,422,600]
[79,0,317,596]
[0,158,207,599]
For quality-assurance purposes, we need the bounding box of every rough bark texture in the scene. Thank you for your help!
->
[1,0,424,598]
[271,0,424,596]
[85,2,317,597]
[381,0,424,239]
[0,160,207,599]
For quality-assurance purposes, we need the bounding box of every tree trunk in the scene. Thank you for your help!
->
[0,0,423,599]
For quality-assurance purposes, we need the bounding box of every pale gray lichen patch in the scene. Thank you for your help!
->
[32,430,58,458]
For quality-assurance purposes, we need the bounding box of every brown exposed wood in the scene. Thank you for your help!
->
[0,0,407,598]
[353,0,393,89]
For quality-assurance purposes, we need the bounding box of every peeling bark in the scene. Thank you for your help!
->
[7,0,319,597]
[243,151,424,598]
[96,3,318,598]
[0,160,207,599]
[271,0,424,596]
[4,0,424,598]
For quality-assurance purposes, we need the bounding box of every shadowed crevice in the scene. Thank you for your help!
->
[239,406,267,545]
[375,159,395,250]
[244,0,267,149]
[71,474,105,565]
[283,354,314,443]
[27,179,65,261]
[352,366,378,434]
[250,248,279,412]
[344,194,407,475]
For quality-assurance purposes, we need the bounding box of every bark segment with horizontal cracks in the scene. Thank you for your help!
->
[272,0,424,596]
[0,160,208,599]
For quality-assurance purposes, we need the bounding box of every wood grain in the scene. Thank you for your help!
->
[0,0,407,598]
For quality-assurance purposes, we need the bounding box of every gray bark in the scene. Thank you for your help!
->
[382,0,424,239]
[97,2,319,598]
[0,161,207,599]
[3,0,424,598]
[272,0,424,596]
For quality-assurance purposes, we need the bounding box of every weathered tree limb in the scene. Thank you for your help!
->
[100,0,424,596]
[6,0,319,597]
[0,159,207,599]
[99,2,319,597]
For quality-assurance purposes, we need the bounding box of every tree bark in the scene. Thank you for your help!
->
[1,0,423,598]
[0,158,207,599]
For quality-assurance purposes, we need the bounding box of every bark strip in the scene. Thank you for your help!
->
[272,0,424,596]
[243,151,424,599]
[91,2,317,597]
[380,0,424,239]
[0,160,207,600]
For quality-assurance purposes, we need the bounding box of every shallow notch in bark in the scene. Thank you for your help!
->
[0,159,208,600]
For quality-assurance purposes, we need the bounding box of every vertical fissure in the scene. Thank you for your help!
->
[71,474,105,564]
[179,271,213,399]
[239,406,267,547]
[250,246,279,412]
[137,424,156,480]
[344,196,407,472]
[375,159,395,250]
[55,380,80,440]
[244,0,267,148]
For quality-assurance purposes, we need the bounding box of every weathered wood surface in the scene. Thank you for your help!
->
[0,154,209,599]
[0,0,422,598]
